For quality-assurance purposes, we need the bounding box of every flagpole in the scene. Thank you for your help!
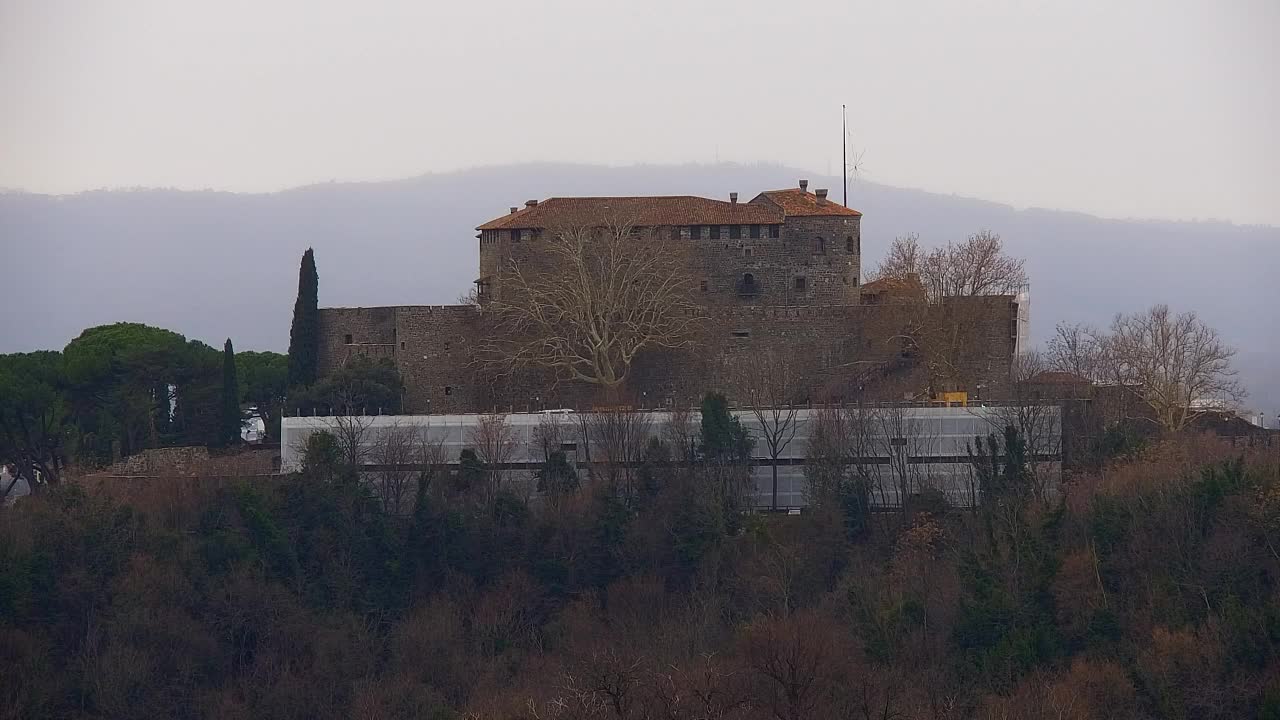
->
[842,104,848,208]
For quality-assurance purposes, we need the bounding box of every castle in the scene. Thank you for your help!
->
[316,181,1025,412]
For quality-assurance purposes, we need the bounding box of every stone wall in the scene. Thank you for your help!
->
[477,214,861,310]
[316,296,1019,413]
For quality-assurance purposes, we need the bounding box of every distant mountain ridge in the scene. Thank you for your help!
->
[2,162,1276,411]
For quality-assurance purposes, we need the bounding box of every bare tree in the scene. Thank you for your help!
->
[371,421,419,515]
[875,405,936,517]
[732,351,808,511]
[662,405,698,464]
[326,414,373,472]
[480,217,705,391]
[414,424,448,503]
[866,233,923,285]
[533,412,567,462]
[583,408,653,502]
[1102,304,1244,432]
[1046,322,1108,382]
[469,413,519,504]
[871,231,1027,302]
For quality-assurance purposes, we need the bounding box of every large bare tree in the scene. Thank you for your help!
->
[1046,321,1108,382]
[871,231,1027,302]
[481,218,704,390]
[1102,304,1243,432]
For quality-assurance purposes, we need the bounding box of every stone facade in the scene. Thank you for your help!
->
[318,182,1021,413]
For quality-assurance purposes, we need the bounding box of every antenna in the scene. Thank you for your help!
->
[842,104,848,208]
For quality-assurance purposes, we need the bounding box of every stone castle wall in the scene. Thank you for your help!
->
[478,214,861,308]
[317,296,1018,413]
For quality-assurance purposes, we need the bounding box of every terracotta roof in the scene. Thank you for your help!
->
[752,189,863,217]
[859,273,925,297]
[477,196,784,231]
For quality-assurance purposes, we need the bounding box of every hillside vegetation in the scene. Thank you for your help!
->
[2,427,1278,719]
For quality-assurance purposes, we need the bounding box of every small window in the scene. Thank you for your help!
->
[846,236,854,252]
[400,341,406,349]
[444,386,453,396]
[689,225,701,239]
[794,277,807,291]
[344,333,353,344]
[769,225,780,239]
[700,280,708,292]
[444,342,451,351]
[744,248,752,257]
[852,275,859,287]
[532,228,543,239]
[750,224,761,239]
[629,226,643,237]
[511,229,521,242]
[560,442,578,452]
[709,225,721,240]
[814,237,825,254]
[731,329,751,338]
[670,226,681,241]
[729,225,741,239]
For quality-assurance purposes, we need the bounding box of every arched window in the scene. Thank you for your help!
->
[739,273,759,296]
[814,237,825,254]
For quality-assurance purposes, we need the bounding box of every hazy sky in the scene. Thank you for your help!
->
[2,0,1276,225]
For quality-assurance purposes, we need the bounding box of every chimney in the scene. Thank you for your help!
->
[730,192,738,204]
[799,179,809,192]
[815,188,828,204]
[525,199,538,207]
[509,207,518,214]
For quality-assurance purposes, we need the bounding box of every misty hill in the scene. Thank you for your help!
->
[2,162,1276,411]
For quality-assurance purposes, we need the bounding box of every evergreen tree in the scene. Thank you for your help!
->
[286,248,320,388]
[699,391,751,461]
[220,339,241,446]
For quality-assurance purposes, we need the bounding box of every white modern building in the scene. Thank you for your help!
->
[281,405,1061,510]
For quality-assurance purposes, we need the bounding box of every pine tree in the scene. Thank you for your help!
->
[287,248,320,388]
[221,339,241,446]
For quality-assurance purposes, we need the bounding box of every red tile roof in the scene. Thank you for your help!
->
[859,273,925,298]
[477,196,784,231]
[752,189,863,217]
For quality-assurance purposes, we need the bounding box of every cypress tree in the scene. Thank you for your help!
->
[287,248,320,388]
[221,339,241,446]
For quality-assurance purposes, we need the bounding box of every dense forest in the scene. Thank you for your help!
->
[3,411,1278,718]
